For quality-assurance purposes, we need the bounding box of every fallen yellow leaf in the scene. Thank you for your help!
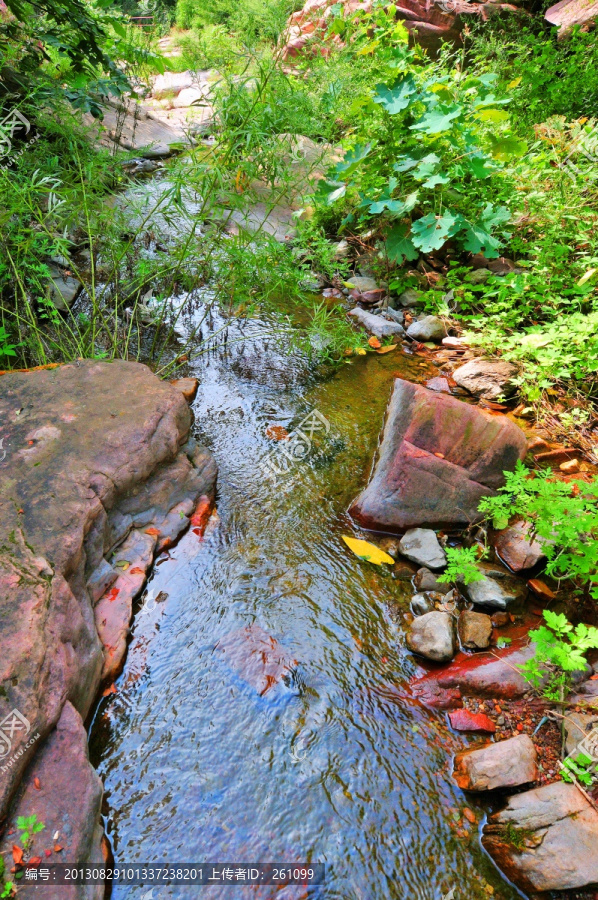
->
[376,344,397,354]
[354,348,367,356]
[342,536,394,565]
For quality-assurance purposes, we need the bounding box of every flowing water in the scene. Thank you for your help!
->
[89,300,522,900]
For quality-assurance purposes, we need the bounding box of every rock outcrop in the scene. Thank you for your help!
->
[0,361,216,859]
[411,640,534,707]
[482,781,598,893]
[0,703,105,900]
[349,378,527,532]
[282,0,521,58]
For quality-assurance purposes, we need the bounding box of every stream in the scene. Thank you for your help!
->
[87,298,523,900]
[84,167,524,900]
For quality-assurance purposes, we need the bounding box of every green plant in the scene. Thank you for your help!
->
[480,462,598,601]
[444,546,485,585]
[561,750,597,787]
[518,610,598,701]
[16,814,44,848]
[502,822,533,851]
[314,4,526,260]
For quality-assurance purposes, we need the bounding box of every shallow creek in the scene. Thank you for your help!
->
[89,301,522,900]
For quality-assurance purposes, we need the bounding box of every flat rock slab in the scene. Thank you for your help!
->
[0,703,105,900]
[0,360,216,831]
[348,308,405,339]
[350,378,527,532]
[454,734,537,791]
[483,781,598,893]
[216,625,297,696]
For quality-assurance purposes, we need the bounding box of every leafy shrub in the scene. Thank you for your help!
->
[469,19,598,126]
[314,4,525,261]
[519,610,598,701]
[480,461,598,601]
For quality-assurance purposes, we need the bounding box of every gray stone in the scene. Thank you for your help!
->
[465,268,491,284]
[463,575,517,610]
[458,610,492,649]
[333,239,350,259]
[406,315,447,342]
[399,528,446,570]
[384,307,405,325]
[397,288,422,308]
[482,781,598,893]
[346,275,379,292]
[414,567,450,593]
[452,358,518,401]
[411,593,435,616]
[454,734,537,791]
[48,270,81,310]
[348,307,405,339]
[406,611,456,661]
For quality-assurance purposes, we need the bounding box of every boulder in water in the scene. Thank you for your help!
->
[349,378,527,532]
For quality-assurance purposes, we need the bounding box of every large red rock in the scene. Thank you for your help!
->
[0,703,105,900]
[411,640,534,706]
[282,0,521,58]
[0,361,216,838]
[349,378,527,533]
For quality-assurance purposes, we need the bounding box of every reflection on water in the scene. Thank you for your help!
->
[89,304,521,900]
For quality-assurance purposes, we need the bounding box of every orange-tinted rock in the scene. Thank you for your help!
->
[449,708,496,733]
[349,378,527,532]
[527,578,556,602]
[170,377,199,403]
[454,734,537,791]
[493,520,547,572]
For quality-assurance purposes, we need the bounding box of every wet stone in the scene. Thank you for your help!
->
[216,624,297,696]
[399,528,447,570]
[458,610,492,650]
[414,567,450,593]
[406,611,456,662]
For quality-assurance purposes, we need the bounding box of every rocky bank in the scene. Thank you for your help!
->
[0,360,216,893]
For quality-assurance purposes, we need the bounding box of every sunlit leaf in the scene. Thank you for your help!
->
[342,536,394,565]
[373,75,417,114]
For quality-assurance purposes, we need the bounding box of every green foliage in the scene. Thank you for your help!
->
[518,610,598,701]
[469,18,598,126]
[444,546,485,586]
[561,750,597,787]
[313,4,525,259]
[479,461,598,600]
[16,814,45,846]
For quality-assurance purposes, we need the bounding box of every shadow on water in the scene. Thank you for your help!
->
[88,297,523,900]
